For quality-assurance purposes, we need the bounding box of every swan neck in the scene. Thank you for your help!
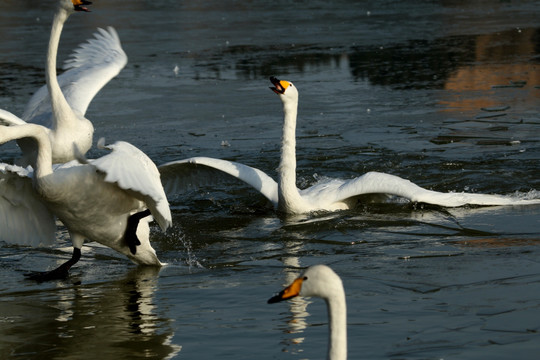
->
[0,125,53,178]
[46,7,74,128]
[326,293,347,360]
[277,101,303,212]
[279,102,298,184]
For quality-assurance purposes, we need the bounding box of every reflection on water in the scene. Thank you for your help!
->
[279,256,309,353]
[0,2,538,96]
[0,267,181,359]
[441,27,540,112]
[194,26,539,94]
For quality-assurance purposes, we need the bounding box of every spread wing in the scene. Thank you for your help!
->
[22,27,128,125]
[158,157,279,208]
[89,140,171,232]
[305,171,540,207]
[0,164,56,247]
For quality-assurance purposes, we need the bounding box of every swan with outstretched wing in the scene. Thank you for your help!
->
[158,77,540,214]
[0,0,127,166]
[0,123,171,281]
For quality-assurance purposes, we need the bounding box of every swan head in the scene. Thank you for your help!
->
[269,76,298,103]
[62,0,92,12]
[268,265,344,303]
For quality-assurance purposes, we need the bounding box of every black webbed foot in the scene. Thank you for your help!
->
[125,209,152,255]
[24,248,82,282]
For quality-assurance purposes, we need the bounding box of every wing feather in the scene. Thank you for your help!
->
[0,164,56,247]
[23,27,128,123]
[158,157,279,207]
[316,171,540,207]
[90,141,171,231]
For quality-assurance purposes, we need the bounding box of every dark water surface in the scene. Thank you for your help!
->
[1,1,540,359]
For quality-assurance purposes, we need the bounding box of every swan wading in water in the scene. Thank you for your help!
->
[268,265,347,360]
[158,76,540,214]
[0,0,127,166]
[0,124,171,281]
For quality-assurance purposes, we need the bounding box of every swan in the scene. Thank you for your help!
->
[0,0,127,166]
[158,76,540,214]
[0,123,171,281]
[268,265,347,360]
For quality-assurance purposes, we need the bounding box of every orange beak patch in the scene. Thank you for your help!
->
[269,76,290,95]
[268,277,303,304]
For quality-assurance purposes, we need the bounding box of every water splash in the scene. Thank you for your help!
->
[165,227,204,272]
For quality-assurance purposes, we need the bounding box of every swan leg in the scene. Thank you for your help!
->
[125,209,152,255]
[25,247,82,282]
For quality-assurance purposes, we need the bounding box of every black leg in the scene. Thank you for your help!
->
[125,209,152,255]
[25,247,82,282]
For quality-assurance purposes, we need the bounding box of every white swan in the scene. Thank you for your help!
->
[268,265,347,360]
[159,76,540,214]
[0,0,127,166]
[0,123,171,281]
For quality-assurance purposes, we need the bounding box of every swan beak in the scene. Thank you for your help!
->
[267,276,303,304]
[269,76,290,95]
[72,0,92,12]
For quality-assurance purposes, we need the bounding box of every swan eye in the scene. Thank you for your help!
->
[303,276,308,281]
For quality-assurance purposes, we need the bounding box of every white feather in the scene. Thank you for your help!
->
[159,157,278,206]
[0,164,56,247]
[23,26,127,125]
[91,141,172,232]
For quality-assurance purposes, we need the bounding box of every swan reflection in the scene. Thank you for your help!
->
[277,256,310,352]
[4,266,181,359]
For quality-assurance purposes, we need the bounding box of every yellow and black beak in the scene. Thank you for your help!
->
[268,276,303,304]
[72,0,92,12]
[269,76,290,95]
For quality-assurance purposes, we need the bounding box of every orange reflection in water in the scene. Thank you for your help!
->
[440,28,540,112]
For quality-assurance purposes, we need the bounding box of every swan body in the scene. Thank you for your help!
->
[0,0,127,166]
[0,123,171,276]
[158,77,540,214]
[268,265,347,360]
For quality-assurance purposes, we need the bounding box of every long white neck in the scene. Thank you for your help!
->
[47,7,75,131]
[0,125,53,179]
[326,293,347,360]
[277,99,306,213]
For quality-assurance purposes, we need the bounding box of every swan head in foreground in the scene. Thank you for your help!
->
[268,265,345,305]
[268,265,347,360]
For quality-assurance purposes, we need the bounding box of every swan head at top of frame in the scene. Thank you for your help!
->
[71,0,92,12]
